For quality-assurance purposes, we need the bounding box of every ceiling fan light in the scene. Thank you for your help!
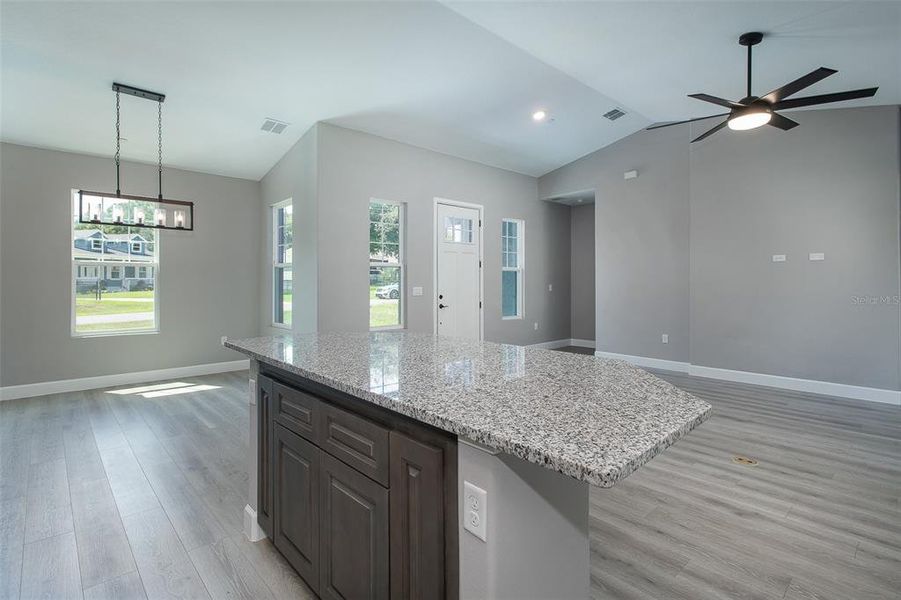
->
[728,110,772,131]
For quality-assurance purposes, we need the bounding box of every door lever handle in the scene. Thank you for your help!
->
[438,303,450,309]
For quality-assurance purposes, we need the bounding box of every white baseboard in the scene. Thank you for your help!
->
[687,364,901,405]
[594,350,690,373]
[593,350,900,405]
[529,338,596,350]
[529,338,573,350]
[243,504,267,542]
[0,359,250,402]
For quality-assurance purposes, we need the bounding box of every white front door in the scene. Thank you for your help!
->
[436,202,482,339]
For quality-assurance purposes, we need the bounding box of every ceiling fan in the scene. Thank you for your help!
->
[647,31,879,142]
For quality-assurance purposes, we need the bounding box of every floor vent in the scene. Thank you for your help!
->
[603,108,627,121]
[260,118,289,134]
[732,455,759,466]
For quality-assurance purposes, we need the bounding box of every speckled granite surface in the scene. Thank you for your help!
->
[224,332,711,487]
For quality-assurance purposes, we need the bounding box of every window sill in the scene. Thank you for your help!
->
[502,315,522,321]
[271,322,292,330]
[371,325,405,331]
[72,329,159,339]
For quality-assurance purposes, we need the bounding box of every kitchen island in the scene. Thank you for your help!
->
[224,332,711,600]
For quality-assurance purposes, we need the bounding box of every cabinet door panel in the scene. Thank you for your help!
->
[320,453,389,600]
[257,375,273,535]
[389,432,445,600]
[273,424,320,593]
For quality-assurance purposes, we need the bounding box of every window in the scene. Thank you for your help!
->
[272,200,293,328]
[369,200,404,329]
[443,216,473,243]
[72,191,158,336]
[131,242,142,253]
[502,219,523,319]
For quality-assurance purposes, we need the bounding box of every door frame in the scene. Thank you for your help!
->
[432,197,484,341]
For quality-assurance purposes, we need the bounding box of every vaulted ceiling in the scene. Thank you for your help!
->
[2,1,898,181]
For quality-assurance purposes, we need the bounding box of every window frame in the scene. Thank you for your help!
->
[71,191,160,338]
[91,238,103,250]
[271,199,293,329]
[369,198,406,331]
[131,241,142,253]
[501,218,524,320]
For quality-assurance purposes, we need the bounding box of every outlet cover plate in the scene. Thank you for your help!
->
[463,481,487,541]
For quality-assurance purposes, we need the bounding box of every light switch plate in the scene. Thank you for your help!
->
[772,254,786,262]
[412,286,423,296]
[464,481,487,542]
[809,252,825,261]
[661,334,668,344]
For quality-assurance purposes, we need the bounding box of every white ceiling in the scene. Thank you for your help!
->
[2,2,898,181]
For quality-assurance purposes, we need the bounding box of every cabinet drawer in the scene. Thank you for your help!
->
[320,404,390,486]
[273,382,321,443]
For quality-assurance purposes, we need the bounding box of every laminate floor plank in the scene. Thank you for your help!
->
[188,537,276,600]
[98,445,161,518]
[121,507,211,600]
[0,496,26,600]
[82,571,147,600]
[230,535,315,600]
[20,531,83,600]
[24,457,74,543]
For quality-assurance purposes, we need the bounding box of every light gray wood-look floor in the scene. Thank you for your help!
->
[1,366,899,599]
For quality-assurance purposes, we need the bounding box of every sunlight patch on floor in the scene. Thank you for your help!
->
[106,381,194,395]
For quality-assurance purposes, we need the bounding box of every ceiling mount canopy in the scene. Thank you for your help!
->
[647,31,879,143]
[78,82,194,232]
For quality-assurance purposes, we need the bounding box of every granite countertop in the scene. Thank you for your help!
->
[224,332,711,487]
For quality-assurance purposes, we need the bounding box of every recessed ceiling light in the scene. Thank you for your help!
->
[532,110,547,122]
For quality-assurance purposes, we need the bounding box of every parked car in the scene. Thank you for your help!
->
[375,283,400,299]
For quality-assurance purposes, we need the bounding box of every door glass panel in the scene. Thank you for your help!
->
[444,216,473,243]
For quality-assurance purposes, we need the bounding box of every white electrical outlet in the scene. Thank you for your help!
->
[412,286,423,296]
[533,322,539,331]
[548,284,553,292]
[463,481,487,541]
[220,336,228,346]
[809,252,825,261]
[661,334,668,344]
[772,254,786,262]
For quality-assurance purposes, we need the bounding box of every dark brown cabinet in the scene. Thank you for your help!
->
[320,453,390,600]
[389,432,446,600]
[273,423,320,594]
[257,375,274,536]
[258,371,456,600]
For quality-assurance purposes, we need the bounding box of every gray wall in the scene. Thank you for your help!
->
[316,123,571,345]
[539,106,901,391]
[0,143,261,387]
[259,125,319,336]
[570,203,595,342]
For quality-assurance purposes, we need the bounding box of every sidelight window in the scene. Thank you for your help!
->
[272,200,293,328]
[369,200,405,329]
[501,219,523,319]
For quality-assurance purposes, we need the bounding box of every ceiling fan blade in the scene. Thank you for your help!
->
[761,67,837,104]
[691,120,728,143]
[767,113,800,131]
[688,93,742,108]
[774,87,878,110]
[646,113,728,130]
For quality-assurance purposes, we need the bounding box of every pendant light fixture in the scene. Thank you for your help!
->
[78,82,194,231]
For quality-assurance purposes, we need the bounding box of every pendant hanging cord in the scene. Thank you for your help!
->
[115,90,121,196]
[157,100,163,200]
[747,44,752,98]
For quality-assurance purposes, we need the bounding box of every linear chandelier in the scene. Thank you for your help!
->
[78,82,194,231]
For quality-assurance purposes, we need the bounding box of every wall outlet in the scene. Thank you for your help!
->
[661,334,668,344]
[464,481,487,542]
[809,252,825,261]
[772,254,786,262]
[548,284,553,292]
[412,286,423,296]
[220,336,228,346]
[533,322,539,331]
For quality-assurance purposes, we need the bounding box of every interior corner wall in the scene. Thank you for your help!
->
[314,123,571,345]
[259,124,319,336]
[538,105,901,392]
[570,203,595,342]
[0,142,261,387]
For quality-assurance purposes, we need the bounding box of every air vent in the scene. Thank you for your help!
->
[603,108,626,121]
[260,118,289,134]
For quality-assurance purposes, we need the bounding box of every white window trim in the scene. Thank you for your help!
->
[131,242,142,253]
[91,239,102,250]
[501,218,524,320]
[271,199,292,329]
[369,198,406,331]
[71,190,159,338]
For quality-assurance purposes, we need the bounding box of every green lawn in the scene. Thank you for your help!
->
[78,320,156,333]
[369,285,400,328]
[75,296,154,316]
